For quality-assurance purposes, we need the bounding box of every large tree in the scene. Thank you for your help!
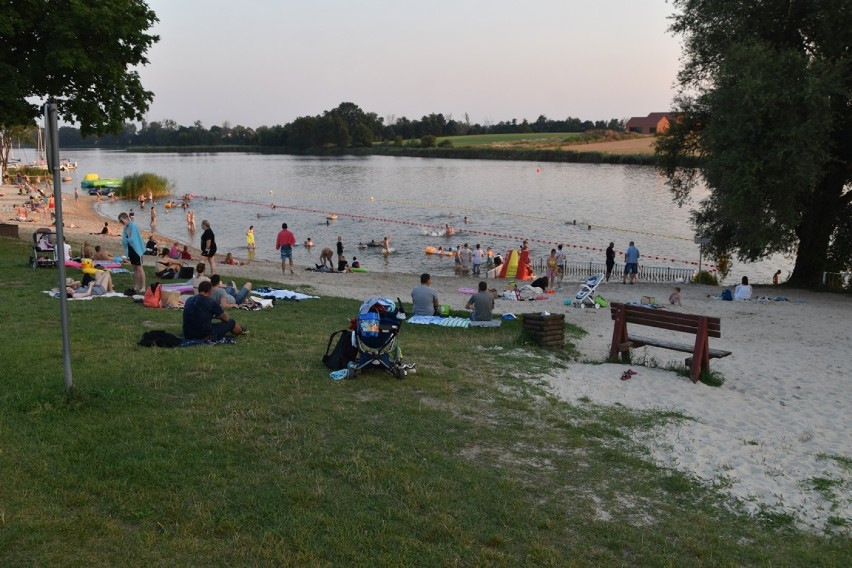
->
[657,0,852,286]
[0,0,159,136]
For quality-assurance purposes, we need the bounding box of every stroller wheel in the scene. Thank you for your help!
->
[30,256,38,269]
[346,367,357,380]
[393,367,406,380]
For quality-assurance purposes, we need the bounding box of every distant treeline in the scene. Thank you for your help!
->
[56,102,626,150]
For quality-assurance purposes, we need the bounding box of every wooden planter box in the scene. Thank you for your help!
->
[521,313,565,348]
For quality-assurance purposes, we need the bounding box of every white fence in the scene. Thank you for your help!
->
[526,259,695,283]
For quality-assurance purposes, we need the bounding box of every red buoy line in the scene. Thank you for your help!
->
[194,194,716,271]
[266,190,695,243]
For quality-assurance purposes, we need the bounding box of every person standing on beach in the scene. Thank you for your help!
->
[556,244,566,286]
[336,235,344,262]
[150,205,157,230]
[200,220,217,275]
[118,212,146,294]
[472,243,484,276]
[605,242,616,282]
[276,222,296,275]
[74,187,79,206]
[623,241,640,284]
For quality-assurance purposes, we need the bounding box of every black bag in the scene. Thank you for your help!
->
[138,330,183,348]
[322,329,357,370]
[178,266,195,279]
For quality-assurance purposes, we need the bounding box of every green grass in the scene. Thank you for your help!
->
[0,235,849,566]
[433,132,586,147]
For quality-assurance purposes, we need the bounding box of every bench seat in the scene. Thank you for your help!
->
[620,334,732,359]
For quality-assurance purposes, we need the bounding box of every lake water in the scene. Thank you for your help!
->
[57,149,789,283]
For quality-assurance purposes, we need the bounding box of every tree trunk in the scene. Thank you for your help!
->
[789,174,845,287]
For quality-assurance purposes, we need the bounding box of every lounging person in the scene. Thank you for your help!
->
[735,276,753,301]
[182,280,248,340]
[156,249,183,277]
[209,274,253,308]
[337,255,350,272]
[224,252,240,266]
[191,263,210,294]
[145,235,158,255]
[118,211,146,294]
[93,245,113,261]
[67,261,114,298]
[412,273,440,316]
[465,281,494,321]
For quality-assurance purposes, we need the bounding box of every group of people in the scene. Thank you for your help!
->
[411,273,494,322]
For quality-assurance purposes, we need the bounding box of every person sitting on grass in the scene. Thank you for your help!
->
[465,281,495,321]
[191,263,210,294]
[209,274,253,308]
[183,280,248,341]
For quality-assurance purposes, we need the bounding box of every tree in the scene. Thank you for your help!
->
[0,0,159,135]
[658,0,852,286]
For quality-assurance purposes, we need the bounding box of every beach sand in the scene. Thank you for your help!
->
[2,183,850,534]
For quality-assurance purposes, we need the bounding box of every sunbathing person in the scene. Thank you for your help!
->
[209,274,253,308]
[93,245,113,261]
[67,268,114,298]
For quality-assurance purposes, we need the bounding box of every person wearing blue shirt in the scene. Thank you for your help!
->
[119,211,146,294]
[623,241,640,284]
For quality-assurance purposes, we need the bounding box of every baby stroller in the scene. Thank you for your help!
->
[347,297,414,379]
[30,228,58,269]
[573,273,605,308]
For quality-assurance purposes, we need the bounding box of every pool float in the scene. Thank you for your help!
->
[425,246,453,256]
[351,267,368,272]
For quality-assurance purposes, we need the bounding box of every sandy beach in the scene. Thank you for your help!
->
[2,183,850,534]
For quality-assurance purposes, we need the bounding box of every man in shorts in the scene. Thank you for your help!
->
[183,280,248,341]
[118,211,146,294]
[276,222,296,275]
[623,241,640,284]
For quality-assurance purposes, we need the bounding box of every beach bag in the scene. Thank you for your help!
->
[721,289,733,301]
[178,266,195,279]
[161,290,181,308]
[322,329,357,370]
[143,282,163,308]
[138,330,182,348]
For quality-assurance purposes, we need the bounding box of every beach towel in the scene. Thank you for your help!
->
[253,287,319,301]
[408,315,470,328]
[43,289,127,301]
[65,259,121,270]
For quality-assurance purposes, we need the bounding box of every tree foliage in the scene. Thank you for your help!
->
[657,0,852,286]
[0,0,159,136]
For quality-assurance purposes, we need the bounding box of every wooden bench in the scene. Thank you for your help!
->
[609,302,731,383]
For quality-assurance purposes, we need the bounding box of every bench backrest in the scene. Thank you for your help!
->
[609,302,722,338]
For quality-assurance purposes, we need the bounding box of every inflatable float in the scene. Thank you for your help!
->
[425,246,454,256]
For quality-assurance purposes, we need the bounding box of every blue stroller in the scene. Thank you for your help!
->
[346,297,414,379]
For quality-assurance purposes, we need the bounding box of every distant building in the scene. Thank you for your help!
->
[625,112,676,135]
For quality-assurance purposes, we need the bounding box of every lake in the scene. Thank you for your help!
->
[57,149,789,283]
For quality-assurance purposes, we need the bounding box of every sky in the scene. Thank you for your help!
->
[136,0,684,128]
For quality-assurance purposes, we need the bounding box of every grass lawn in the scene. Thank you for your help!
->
[0,235,848,566]
[434,133,586,148]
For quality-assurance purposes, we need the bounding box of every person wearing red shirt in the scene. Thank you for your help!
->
[275,222,296,275]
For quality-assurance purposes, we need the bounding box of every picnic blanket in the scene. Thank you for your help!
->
[253,287,319,301]
[65,259,121,270]
[43,289,127,301]
[408,315,470,328]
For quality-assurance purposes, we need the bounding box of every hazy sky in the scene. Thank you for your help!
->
[137,0,683,128]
